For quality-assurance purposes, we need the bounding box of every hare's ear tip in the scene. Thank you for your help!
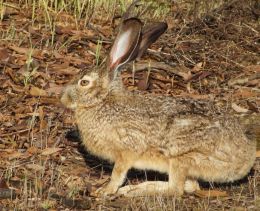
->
[162,22,168,29]
[158,22,168,31]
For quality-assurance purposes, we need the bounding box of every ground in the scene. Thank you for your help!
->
[0,0,259,210]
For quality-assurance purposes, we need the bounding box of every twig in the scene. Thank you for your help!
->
[242,23,259,34]
[228,73,260,87]
[218,54,245,68]
[126,61,189,80]
[0,129,30,137]
[147,49,171,56]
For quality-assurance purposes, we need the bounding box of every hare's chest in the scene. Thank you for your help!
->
[75,109,117,161]
[76,111,110,139]
[78,124,117,162]
[75,107,110,128]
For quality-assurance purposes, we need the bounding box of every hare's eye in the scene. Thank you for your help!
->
[80,79,90,86]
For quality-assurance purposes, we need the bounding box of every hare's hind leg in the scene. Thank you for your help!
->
[117,180,199,197]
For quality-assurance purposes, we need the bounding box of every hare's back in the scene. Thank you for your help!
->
[127,92,220,117]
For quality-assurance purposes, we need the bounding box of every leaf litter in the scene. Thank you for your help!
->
[0,0,259,210]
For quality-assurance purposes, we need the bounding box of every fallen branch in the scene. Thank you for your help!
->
[0,129,30,137]
[126,61,190,80]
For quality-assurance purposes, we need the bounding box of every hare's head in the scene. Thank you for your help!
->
[61,70,108,109]
[61,14,167,110]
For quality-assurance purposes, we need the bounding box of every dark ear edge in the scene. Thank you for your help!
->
[108,18,142,78]
[137,22,168,59]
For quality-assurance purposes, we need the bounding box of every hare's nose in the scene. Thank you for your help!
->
[60,86,78,109]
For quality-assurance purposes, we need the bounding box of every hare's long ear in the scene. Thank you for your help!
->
[137,22,168,59]
[109,18,142,75]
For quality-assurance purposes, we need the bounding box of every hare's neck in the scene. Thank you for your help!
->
[108,74,126,94]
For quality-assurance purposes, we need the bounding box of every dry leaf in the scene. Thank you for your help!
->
[247,101,259,113]
[70,166,89,177]
[0,179,8,189]
[26,164,45,171]
[50,63,80,75]
[3,80,24,93]
[55,25,73,35]
[192,62,204,72]
[7,152,23,160]
[233,89,258,99]
[195,189,228,198]
[39,106,44,120]
[4,151,31,160]
[256,151,260,158]
[137,72,149,91]
[27,146,39,155]
[231,103,249,113]
[29,86,48,97]
[41,148,62,156]
[0,48,10,62]
[245,65,260,72]
[187,71,212,82]
[39,97,60,105]
[39,106,47,130]
[8,46,43,59]
[1,149,15,153]
[186,82,192,93]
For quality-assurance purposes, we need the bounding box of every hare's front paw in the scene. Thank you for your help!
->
[93,183,118,197]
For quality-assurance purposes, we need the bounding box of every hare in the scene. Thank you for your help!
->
[61,14,257,197]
